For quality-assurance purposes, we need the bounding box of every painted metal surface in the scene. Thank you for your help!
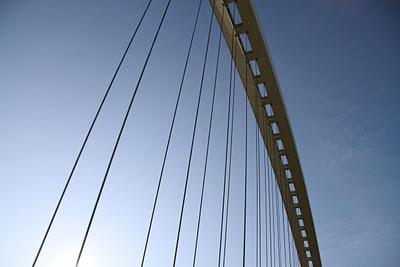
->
[209,0,322,266]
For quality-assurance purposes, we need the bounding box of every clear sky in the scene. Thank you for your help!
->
[0,0,399,267]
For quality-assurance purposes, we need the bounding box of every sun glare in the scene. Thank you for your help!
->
[46,250,98,267]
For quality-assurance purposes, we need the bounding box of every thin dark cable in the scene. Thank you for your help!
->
[268,118,280,266]
[267,140,272,267]
[252,62,262,267]
[282,148,294,267]
[139,0,204,265]
[283,182,288,267]
[31,1,154,266]
[260,111,268,267]
[192,6,224,267]
[278,141,288,267]
[279,168,286,267]
[222,6,237,267]
[267,145,272,267]
[257,89,263,267]
[268,126,277,267]
[260,111,266,267]
[274,140,283,267]
[74,1,172,266]
[282,157,292,267]
[264,114,273,267]
[255,125,260,267]
[242,36,249,267]
[173,0,216,265]
[287,177,293,267]
[216,7,234,267]
[252,59,260,267]
[257,127,262,267]
[261,132,270,267]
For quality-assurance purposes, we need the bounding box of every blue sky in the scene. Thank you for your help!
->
[0,0,399,266]
[254,0,400,266]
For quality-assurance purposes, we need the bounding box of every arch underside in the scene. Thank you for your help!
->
[209,0,322,266]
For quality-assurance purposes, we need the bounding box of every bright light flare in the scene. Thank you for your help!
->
[45,249,98,267]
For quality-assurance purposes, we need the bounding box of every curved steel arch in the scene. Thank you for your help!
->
[209,0,322,266]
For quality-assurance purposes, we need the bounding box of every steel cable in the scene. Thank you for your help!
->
[31,1,154,266]
[139,0,204,265]
[192,6,225,267]
[171,0,217,265]
[242,36,249,267]
[222,5,237,267]
[74,1,172,265]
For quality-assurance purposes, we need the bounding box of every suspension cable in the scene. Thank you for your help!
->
[281,139,292,267]
[192,5,225,267]
[74,1,172,265]
[271,133,275,267]
[280,122,294,267]
[257,124,262,267]
[261,128,270,267]
[268,120,277,267]
[255,124,260,267]
[172,0,217,265]
[139,0,204,265]
[242,36,249,267]
[278,134,288,267]
[216,6,235,267]
[275,137,282,266]
[31,1,154,266]
[193,9,225,266]
[253,60,262,267]
[262,105,273,267]
[222,5,237,267]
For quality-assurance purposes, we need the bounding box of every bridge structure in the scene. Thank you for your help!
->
[31,0,322,266]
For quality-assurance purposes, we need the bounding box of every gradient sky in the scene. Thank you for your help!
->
[1,0,399,266]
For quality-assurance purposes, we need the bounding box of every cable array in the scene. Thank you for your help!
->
[31,1,154,266]
[32,1,303,266]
